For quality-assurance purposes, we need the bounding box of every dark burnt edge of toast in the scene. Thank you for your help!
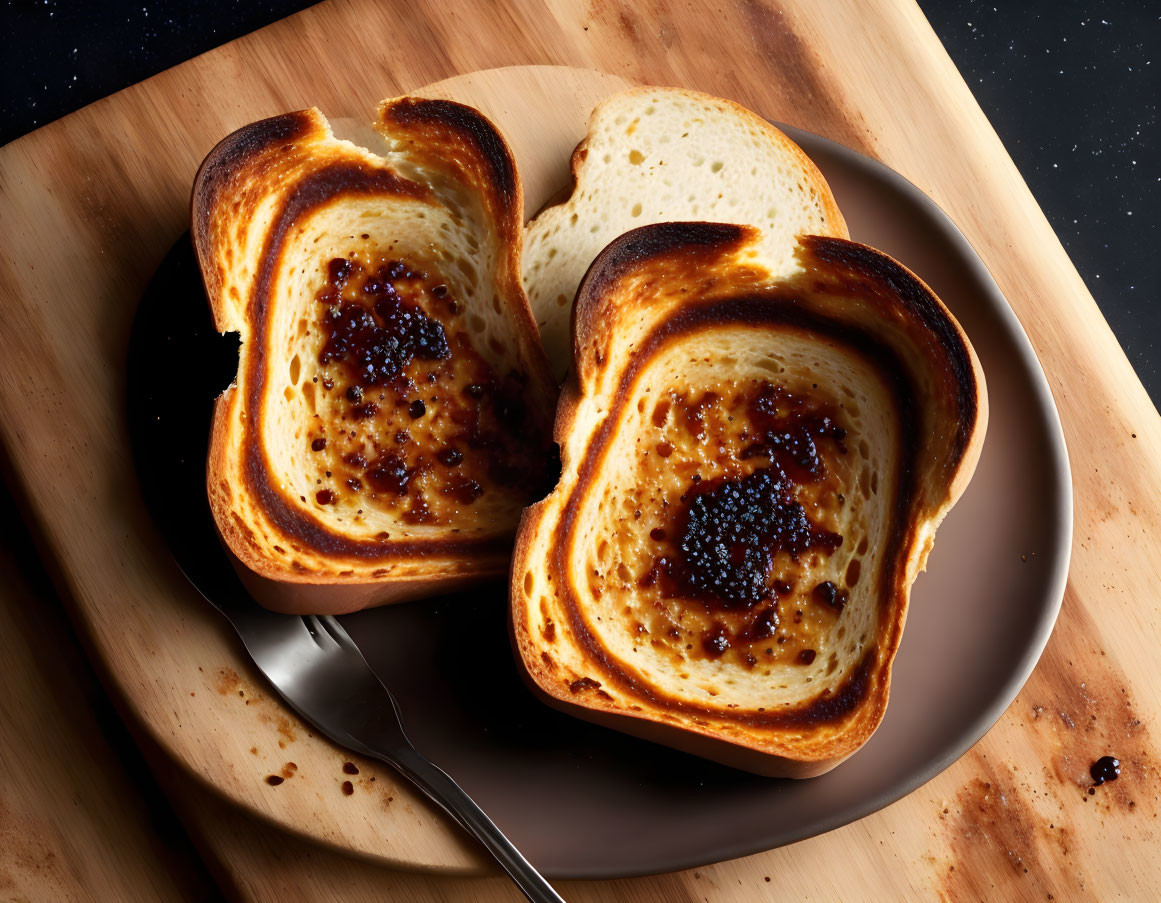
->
[377,98,556,394]
[512,222,982,744]
[192,101,554,574]
[380,97,520,235]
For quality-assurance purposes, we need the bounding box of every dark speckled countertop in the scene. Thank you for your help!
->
[2,1,1155,401]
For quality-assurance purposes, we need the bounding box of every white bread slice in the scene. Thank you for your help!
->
[523,86,848,377]
[511,223,986,777]
[192,98,556,615]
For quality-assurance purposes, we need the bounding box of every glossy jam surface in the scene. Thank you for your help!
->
[317,256,450,386]
[599,379,863,670]
[1090,756,1121,786]
[666,467,842,609]
[300,254,550,526]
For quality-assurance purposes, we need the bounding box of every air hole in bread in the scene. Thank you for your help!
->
[288,354,301,385]
[629,150,645,165]
[524,571,534,595]
[711,161,724,173]
[631,203,643,217]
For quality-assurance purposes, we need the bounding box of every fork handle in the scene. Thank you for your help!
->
[384,745,566,903]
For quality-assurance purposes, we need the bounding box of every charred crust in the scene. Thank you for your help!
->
[191,111,320,264]
[572,222,755,357]
[196,102,549,576]
[522,227,980,737]
[778,650,877,726]
[381,97,519,219]
[802,235,979,461]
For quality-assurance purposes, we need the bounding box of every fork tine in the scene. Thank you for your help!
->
[320,615,359,650]
[304,614,340,649]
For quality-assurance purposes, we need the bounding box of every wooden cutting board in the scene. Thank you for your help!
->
[0,0,1158,897]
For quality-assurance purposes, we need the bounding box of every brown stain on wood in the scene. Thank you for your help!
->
[738,0,873,155]
[259,713,298,746]
[212,666,301,752]
[940,586,1160,900]
[1022,587,1160,818]
[214,667,241,696]
[941,763,1069,902]
[0,799,62,890]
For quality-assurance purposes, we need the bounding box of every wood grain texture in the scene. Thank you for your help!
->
[0,0,1158,897]
[0,504,214,902]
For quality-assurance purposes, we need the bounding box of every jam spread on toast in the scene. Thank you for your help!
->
[304,254,549,525]
[619,381,857,668]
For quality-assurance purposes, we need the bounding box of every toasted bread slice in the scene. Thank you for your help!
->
[511,223,986,777]
[523,86,848,376]
[192,98,556,615]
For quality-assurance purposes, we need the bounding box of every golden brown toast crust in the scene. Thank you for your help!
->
[192,101,555,612]
[511,223,986,776]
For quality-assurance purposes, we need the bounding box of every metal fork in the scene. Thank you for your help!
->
[127,248,563,901]
[220,602,564,903]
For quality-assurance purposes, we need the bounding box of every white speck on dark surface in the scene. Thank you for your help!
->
[919,0,1159,401]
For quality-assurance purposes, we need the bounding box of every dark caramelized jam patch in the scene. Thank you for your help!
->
[638,381,851,666]
[318,258,450,384]
[667,467,842,608]
[741,383,848,479]
[304,255,551,522]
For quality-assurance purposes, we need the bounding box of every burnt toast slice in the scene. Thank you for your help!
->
[511,223,986,777]
[193,98,556,614]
